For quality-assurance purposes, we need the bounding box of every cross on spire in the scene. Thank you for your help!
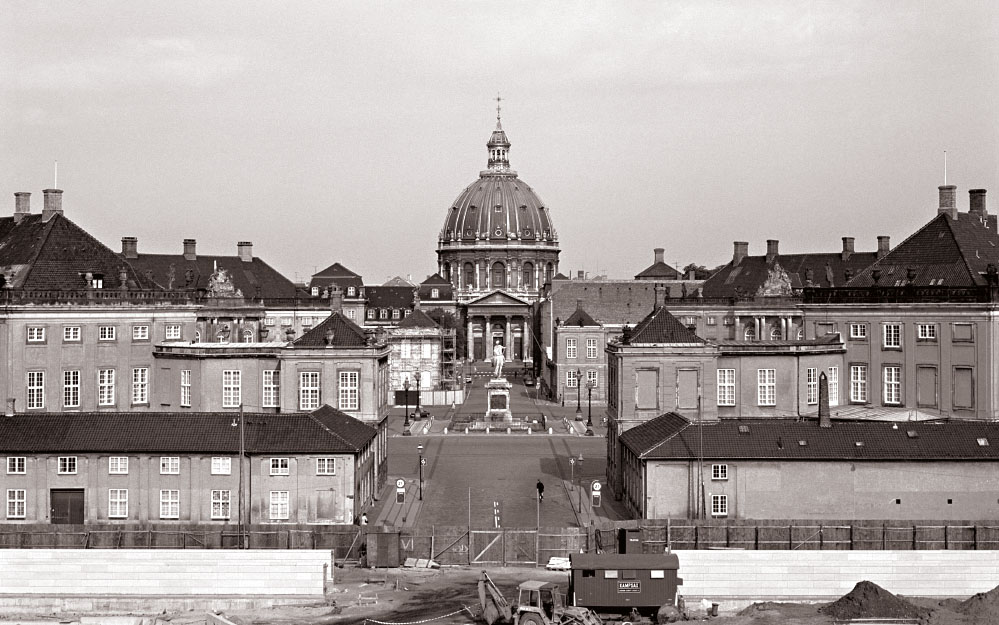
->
[495,93,503,126]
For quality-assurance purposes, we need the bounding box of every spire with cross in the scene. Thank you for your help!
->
[495,94,503,129]
[484,95,514,174]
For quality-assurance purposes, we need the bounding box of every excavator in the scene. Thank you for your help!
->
[478,571,603,625]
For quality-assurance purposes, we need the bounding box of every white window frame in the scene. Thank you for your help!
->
[27,326,45,342]
[392,309,400,320]
[109,456,128,475]
[347,310,355,319]
[850,365,868,403]
[883,323,901,349]
[316,458,336,475]
[431,288,439,298]
[63,370,80,409]
[883,365,902,405]
[222,370,241,408]
[566,369,578,389]
[401,342,411,358]
[744,326,756,340]
[180,369,191,407]
[757,369,776,406]
[165,324,182,340]
[98,368,115,406]
[159,490,180,519]
[338,371,359,411]
[711,464,728,480]
[269,491,290,520]
[347,286,356,297]
[58,456,77,475]
[711,494,728,517]
[99,325,116,341]
[6,489,26,519]
[806,368,818,405]
[159,456,180,475]
[131,367,149,405]
[299,371,320,410]
[917,323,936,340]
[717,369,735,406]
[211,490,231,519]
[132,325,149,341]
[311,286,319,296]
[27,371,44,409]
[108,489,128,518]
[270,458,290,476]
[63,326,81,342]
[211,457,231,475]
[421,342,431,358]
[566,338,577,359]
[849,323,867,339]
[586,338,598,359]
[6,457,26,475]
[262,370,279,408]
[828,366,839,406]
[586,370,598,387]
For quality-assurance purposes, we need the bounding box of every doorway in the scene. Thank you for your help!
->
[50,489,84,524]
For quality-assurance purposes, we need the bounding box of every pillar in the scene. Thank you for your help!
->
[522,318,530,361]
[504,315,512,357]
[755,317,762,341]
[476,261,482,290]
[467,317,475,361]
[734,315,740,340]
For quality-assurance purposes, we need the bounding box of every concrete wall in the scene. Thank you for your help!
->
[0,549,329,595]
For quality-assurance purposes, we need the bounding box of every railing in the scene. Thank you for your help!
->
[802,285,999,304]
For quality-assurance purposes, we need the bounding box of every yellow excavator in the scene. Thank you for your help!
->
[478,571,603,625]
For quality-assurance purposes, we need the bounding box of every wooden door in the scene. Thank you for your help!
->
[51,489,84,524]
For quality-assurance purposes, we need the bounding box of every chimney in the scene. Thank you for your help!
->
[183,239,197,261]
[766,239,779,263]
[877,236,890,259]
[4,398,14,417]
[654,248,665,264]
[733,241,749,266]
[687,267,695,280]
[329,286,344,313]
[818,372,831,428]
[653,284,667,309]
[41,188,63,221]
[237,241,253,262]
[121,236,138,259]
[970,189,988,218]
[841,237,854,261]
[938,185,958,219]
[13,192,30,223]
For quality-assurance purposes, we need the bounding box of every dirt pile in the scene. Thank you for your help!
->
[957,585,999,621]
[819,581,928,620]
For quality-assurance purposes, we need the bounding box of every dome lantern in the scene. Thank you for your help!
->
[486,95,514,174]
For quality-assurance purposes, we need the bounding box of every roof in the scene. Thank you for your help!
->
[418,273,454,301]
[571,553,680,570]
[549,280,694,327]
[397,307,439,329]
[562,303,600,327]
[124,253,297,299]
[0,213,152,290]
[620,413,999,461]
[0,407,377,454]
[292,311,369,347]
[635,261,679,280]
[383,276,416,287]
[702,251,879,298]
[310,262,364,291]
[848,212,999,288]
[367,286,415,310]
[628,306,705,344]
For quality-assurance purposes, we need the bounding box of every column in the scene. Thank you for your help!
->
[475,261,481,290]
[467,317,475,361]
[522,318,530,361]
[733,315,740,340]
[781,317,787,340]
[504,315,512,358]
[755,317,762,341]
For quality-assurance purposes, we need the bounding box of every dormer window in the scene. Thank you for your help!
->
[347,287,356,297]
[431,288,439,298]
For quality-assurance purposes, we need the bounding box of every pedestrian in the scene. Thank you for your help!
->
[536,479,545,501]
[361,512,368,526]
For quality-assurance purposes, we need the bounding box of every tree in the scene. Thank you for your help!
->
[682,263,712,280]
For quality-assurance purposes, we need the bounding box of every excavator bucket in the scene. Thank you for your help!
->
[478,571,512,625]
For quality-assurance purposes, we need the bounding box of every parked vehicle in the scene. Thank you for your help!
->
[478,572,601,625]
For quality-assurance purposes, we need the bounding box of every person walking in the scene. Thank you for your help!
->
[536,479,545,502]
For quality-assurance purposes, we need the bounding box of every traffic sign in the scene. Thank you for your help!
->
[591,481,601,492]
[395,478,405,489]
[569,457,575,465]
[420,458,427,466]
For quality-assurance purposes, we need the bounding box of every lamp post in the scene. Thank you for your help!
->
[575,368,583,420]
[417,444,425,501]
[403,379,411,435]
[415,375,421,419]
[231,405,246,549]
[576,454,584,512]
[586,379,595,435]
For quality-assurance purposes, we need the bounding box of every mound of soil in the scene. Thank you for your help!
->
[819,581,928,620]
[957,585,999,619]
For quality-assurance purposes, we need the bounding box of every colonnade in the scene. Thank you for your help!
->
[734,314,800,340]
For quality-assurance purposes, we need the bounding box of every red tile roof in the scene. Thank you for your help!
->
[292,311,369,347]
[562,304,599,327]
[367,286,415,310]
[124,253,297,299]
[702,252,879,297]
[310,262,364,291]
[635,260,679,280]
[397,307,439,329]
[628,306,705,344]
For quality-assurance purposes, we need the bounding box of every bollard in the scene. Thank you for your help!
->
[527,427,531,434]
[548,427,553,435]
[443,427,448,435]
[486,426,490,434]
[464,427,468,434]
[506,427,511,434]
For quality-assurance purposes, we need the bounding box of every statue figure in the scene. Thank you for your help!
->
[491,340,506,378]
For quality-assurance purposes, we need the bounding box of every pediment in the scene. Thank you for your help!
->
[466,290,531,308]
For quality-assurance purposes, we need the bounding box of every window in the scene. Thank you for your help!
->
[180,369,191,407]
[160,490,180,519]
[347,287,356,297]
[586,338,598,359]
[99,325,116,341]
[711,494,728,516]
[316,458,336,475]
[338,371,359,411]
[270,458,290,476]
[264,317,276,327]
[262,370,279,408]
[769,327,781,340]
[914,323,936,340]
[269,491,290,520]
[706,316,716,326]
[806,368,818,405]
[367,310,375,320]
[883,366,902,405]
[401,342,411,358]
[566,369,578,389]
[882,323,901,349]
[165,324,182,340]
[211,490,231,519]
[566,338,577,359]
[132,325,149,341]
[222,370,241,408]
[98,369,115,406]
[717,369,735,406]
[757,369,776,406]
[131,367,149,404]
[63,326,81,342]
[849,323,867,340]
[160,457,180,475]
[392,309,400,320]
[431,288,439,298]
[280,317,292,326]
[586,370,598,387]
[347,310,355,320]
[63,370,80,408]
[421,342,431,358]
[828,367,839,406]
[711,464,728,480]
[311,286,319,296]
[58,456,77,474]
[299,371,320,410]
[7,490,26,519]
[108,489,128,518]
[26,371,44,409]
[744,326,756,340]
[109,457,128,475]
[27,326,45,343]
[211,457,231,475]
[6,457,25,475]
[850,365,868,403]
[377,309,387,319]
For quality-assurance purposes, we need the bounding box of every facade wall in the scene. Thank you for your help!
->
[553,324,609,403]
[387,329,443,391]
[714,352,843,418]
[278,349,390,423]
[154,353,282,412]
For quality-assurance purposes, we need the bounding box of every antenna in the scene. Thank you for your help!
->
[944,150,947,185]
[54,161,58,188]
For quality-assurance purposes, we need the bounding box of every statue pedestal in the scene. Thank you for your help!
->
[485,378,513,422]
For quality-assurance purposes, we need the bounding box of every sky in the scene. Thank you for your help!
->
[2,2,997,284]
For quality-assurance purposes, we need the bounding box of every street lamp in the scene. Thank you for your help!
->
[575,368,583,420]
[586,378,596,435]
[230,405,246,549]
[417,444,425,501]
[415,375,422,419]
[403,379,411,435]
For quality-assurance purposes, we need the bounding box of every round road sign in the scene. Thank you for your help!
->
[420,458,427,466]
[569,458,575,465]
[395,478,405,489]
[592,481,602,492]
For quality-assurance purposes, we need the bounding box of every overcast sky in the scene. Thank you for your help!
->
[2,2,997,284]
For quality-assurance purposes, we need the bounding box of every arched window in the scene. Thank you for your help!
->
[194,330,201,343]
[744,326,756,340]
[464,262,475,289]
[545,263,553,284]
[770,327,781,340]
[491,262,506,289]
[242,329,253,343]
[523,262,534,288]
